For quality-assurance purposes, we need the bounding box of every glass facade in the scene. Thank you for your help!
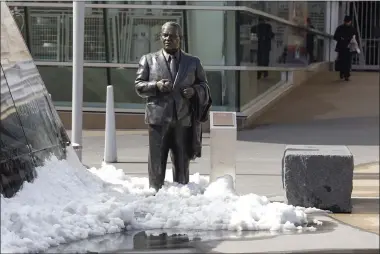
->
[7,1,330,112]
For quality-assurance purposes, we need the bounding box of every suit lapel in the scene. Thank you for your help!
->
[155,50,172,81]
[174,50,189,86]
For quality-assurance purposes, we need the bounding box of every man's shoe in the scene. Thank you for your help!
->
[340,73,344,79]
[344,77,350,81]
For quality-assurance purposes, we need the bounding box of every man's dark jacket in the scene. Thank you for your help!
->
[334,24,358,52]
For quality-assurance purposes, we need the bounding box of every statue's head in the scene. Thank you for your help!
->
[161,21,182,54]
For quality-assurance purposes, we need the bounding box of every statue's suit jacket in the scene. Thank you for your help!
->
[135,50,210,127]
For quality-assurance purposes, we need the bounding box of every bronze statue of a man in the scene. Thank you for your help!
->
[135,22,211,191]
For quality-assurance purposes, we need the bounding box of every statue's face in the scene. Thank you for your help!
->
[161,25,181,52]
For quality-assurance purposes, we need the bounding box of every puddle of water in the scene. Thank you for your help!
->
[44,219,337,253]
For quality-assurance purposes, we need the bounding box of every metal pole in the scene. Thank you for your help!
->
[71,1,85,161]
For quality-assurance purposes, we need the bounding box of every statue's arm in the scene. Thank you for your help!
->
[135,55,157,98]
[193,58,210,104]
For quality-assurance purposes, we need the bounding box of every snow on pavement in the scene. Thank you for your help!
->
[1,147,325,253]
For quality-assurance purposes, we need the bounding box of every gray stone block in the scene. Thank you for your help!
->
[282,145,354,213]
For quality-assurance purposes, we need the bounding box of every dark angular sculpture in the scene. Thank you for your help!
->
[1,2,70,198]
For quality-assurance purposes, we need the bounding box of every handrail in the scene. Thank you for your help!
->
[6,2,332,38]
[33,61,306,72]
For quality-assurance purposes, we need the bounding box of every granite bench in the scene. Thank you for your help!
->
[282,145,354,213]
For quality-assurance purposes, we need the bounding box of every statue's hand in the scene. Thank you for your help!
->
[182,87,195,99]
[156,79,172,92]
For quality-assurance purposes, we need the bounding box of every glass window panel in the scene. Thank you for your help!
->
[239,70,283,110]
[239,12,311,67]
[110,68,237,111]
[110,68,145,109]
[39,66,108,108]
[37,66,72,105]
[186,7,236,66]
[206,71,237,112]
[27,6,107,62]
[105,8,184,63]
[66,10,106,62]
[29,14,61,61]
[82,67,108,107]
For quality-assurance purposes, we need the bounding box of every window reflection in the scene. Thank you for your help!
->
[38,66,108,107]
[37,66,238,111]
[111,68,145,109]
[3,63,64,154]
[0,68,30,162]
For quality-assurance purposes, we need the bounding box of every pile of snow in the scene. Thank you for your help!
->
[1,147,325,253]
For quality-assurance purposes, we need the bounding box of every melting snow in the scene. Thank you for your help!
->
[1,147,325,253]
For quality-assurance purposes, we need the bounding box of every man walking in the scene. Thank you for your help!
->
[333,15,357,81]
[135,22,211,191]
[251,17,274,79]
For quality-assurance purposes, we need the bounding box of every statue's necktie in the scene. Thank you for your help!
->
[169,55,177,80]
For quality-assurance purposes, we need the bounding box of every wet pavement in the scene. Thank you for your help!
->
[44,218,335,253]
[44,214,379,253]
